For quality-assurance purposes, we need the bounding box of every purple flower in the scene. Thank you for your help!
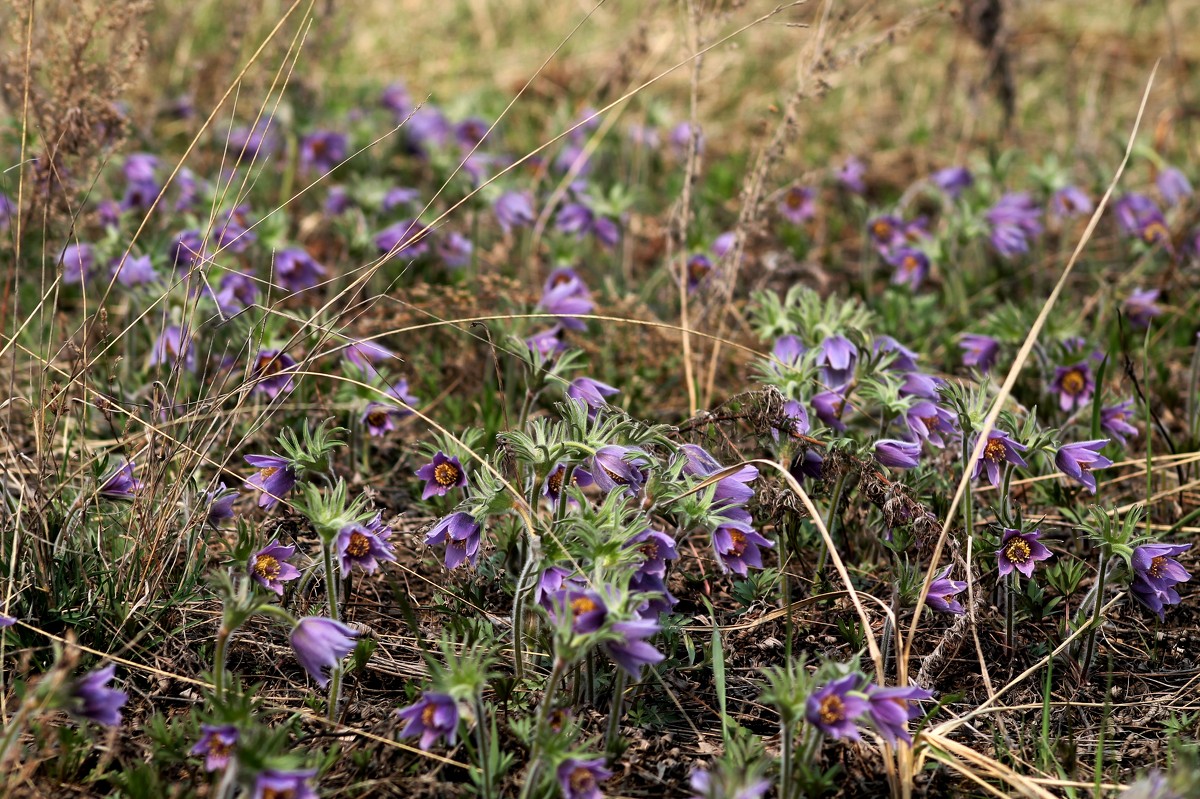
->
[875,439,921,470]
[214,206,255,253]
[436,231,473,269]
[0,193,13,232]
[712,463,759,506]
[191,724,238,772]
[868,215,903,250]
[455,116,490,149]
[299,130,348,175]
[249,539,300,595]
[123,152,158,184]
[534,566,577,609]
[688,769,770,799]
[112,254,157,287]
[244,454,298,509]
[835,157,867,194]
[207,482,237,526]
[670,121,705,157]
[228,120,276,163]
[811,390,847,432]
[0,615,13,628]
[959,333,1000,373]
[148,325,193,370]
[61,244,95,285]
[905,401,957,449]
[864,684,933,745]
[99,460,141,500]
[712,526,773,576]
[211,271,259,315]
[931,166,973,199]
[888,248,929,290]
[397,692,460,750]
[405,107,452,153]
[336,522,396,577]
[494,191,535,232]
[817,335,857,389]
[1055,439,1112,493]
[1115,193,1171,247]
[550,588,609,634]
[415,451,468,500]
[382,186,420,212]
[568,377,619,415]
[590,445,648,495]
[542,463,593,504]
[527,326,566,359]
[1131,543,1192,620]
[874,336,920,372]
[252,770,317,799]
[425,512,482,569]
[806,674,869,740]
[771,399,810,443]
[380,82,411,118]
[630,529,678,578]
[1157,167,1192,207]
[986,192,1043,258]
[557,757,612,799]
[289,617,359,687]
[250,349,297,399]
[70,664,128,726]
[898,371,942,400]
[712,231,736,259]
[996,528,1052,578]
[325,185,353,215]
[274,248,326,293]
[1124,288,1162,329]
[362,402,400,436]
[1049,362,1094,412]
[1050,186,1093,219]
[972,430,1028,487]
[926,566,967,614]
[778,185,815,224]
[684,253,714,292]
[771,335,806,374]
[344,339,393,371]
[174,168,203,213]
[376,219,430,259]
[605,618,665,676]
[538,267,594,331]
[1100,399,1139,446]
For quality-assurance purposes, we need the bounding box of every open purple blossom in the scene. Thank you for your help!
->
[249,540,300,595]
[228,120,276,163]
[337,522,397,577]
[214,206,255,253]
[538,268,594,330]
[425,512,482,569]
[494,190,535,232]
[206,482,237,526]
[299,130,348,175]
[868,215,904,251]
[542,462,593,504]
[873,336,920,372]
[712,231,736,259]
[806,674,869,740]
[972,430,1028,487]
[415,451,468,500]
[817,335,857,389]
[1115,193,1171,247]
[568,377,619,415]
[551,589,609,635]
[99,460,142,500]
[244,454,298,509]
[344,339,393,371]
[898,371,942,400]
[1157,166,1192,207]
[630,529,678,578]
[191,724,238,772]
[926,566,967,614]
[437,232,473,269]
[835,157,867,194]
[888,248,929,290]
[383,186,420,212]
[527,326,566,359]
[274,248,326,293]
[113,254,157,287]
[405,106,452,153]
[1100,399,1139,446]
[1130,543,1192,620]
[996,528,1052,578]
[380,82,411,117]
[771,335,806,374]
[875,439,921,470]
[212,271,259,314]
[931,166,973,199]
[251,349,297,399]
[1055,439,1112,493]
[771,399,810,444]
[959,333,1000,373]
[534,566,576,609]
[397,692,460,750]
[252,770,317,799]
[1050,186,1093,219]
[1124,288,1162,329]
[685,253,714,291]
[591,445,648,495]
[557,757,613,799]
[713,464,759,506]
[811,390,847,432]
[376,219,430,258]
[362,402,399,436]
[778,185,815,224]
[289,617,359,688]
[712,526,773,576]
[61,243,95,284]
[905,401,957,449]
[986,192,1043,258]
[325,185,352,215]
[70,664,128,727]
[605,618,665,676]
[864,684,933,745]
[1049,361,1094,411]
[148,325,193,370]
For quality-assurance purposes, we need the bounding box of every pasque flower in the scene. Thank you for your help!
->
[864,684,933,745]
[1050,362,1094,411]
[249,539,301,595]
[299,130,348,175]
[244,454,298,509]
[70,664,128,726]
[806,674,869,740]
[959,333,1000,373]
[811,390,847,432]
[425,512,482,569]
[817,335,857,389]
[551,589,609,635]
[212,271,259,314]
[99,460,142,500]
[689,768,771,799]
[538,267,594,331]
[996,528,1052,578]
[494,190,535,232]
[875,439,921,470]
[112,254,157,287]
[557,758,613,799]
[888,247,929,290]
[61,243,96,284]
[835,157,867,194]
[971,430,1028,487]
[712,526,774,576]
[931,166,973,199]
[148,325,193,370]
[397,692,460,750]
[926,566,967,614]
[1124,288,1162,329]
[191,724,239,772]
[252,769,318,799]
[206,482,238,526]
[289,617,359,688]
[590,445,648,495]
[1100,400,1139,446]
[376,219,430,258]
[629,529,679,578]
[1130,543,1192,620]
[985,192,1043,258]
[604,617,665,676]
[337,522,397,577]
[250,349,297,399]
[567,377,619,415]
[905,401,957,449]
[416,451,468,499]
[274,248,326,293]
[1050,186,1093,219]
[542,462,594,504]
[1055,439,1112,493]
[778,185,815,224]
[1157,166,1192,207]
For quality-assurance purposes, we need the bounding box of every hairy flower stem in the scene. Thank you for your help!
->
[213,625,230,702]
[779,720,795,799]
[512,552,540,683]
[1079,553,1109,684]
[605,669,629,756]
[519,657,568,799]
[322,540,340,623]
[961,437,976,543]
[814,472,849,580]
[474,697,492,799]
[327,666,343,722]
[1006,572,1016,650]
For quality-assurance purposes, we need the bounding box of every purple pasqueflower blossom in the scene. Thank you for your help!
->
[864,684,933,745]
[174,168,203,213]
[61,243,95,284]
[898,370,942,400]
[926,565,967,614]
[527,326,566,359]
[712,525,773,576]
[96,199,121,230]
[629,528,679,578]
[590,445,648,495]
[555,202,594,237]
[670,121,705,157]
[228,119,276,163]
[1157,166,1192,207]
[679,444,725,478]
[778,185,815,224]
[868,214,904,251]
[404,106,452,154]
[557,757,613,799]
[1049,361,1094,412]
[494,190,535,232]
[971,430,1028,487]
[99,460,142,500]
[538,267,594,331]
[249,539,300,595]
[148,325,193,370]
[1130,543,1192,620]
[835,157,867,194]
[206,482,237,526]
[629,571,678,620]
[211,271,259,315]
[455,116,490,149]
[817,334,857,389]
[112,254,157,287]
[437,231,473,269]
[123,153,158,185]
[382,186,420,212]
[380,82,411,117]
[688,768,771,799]
[542,462,593,505]
[534,566,577,609]
[931,166,973,199]
[771,334,806,373]
[875,439,921,470]
[343,339,393,371]
[905,401,957,449]
[567,377,619,414]
[415,451,468,500]
[887,247,929,290]
[874,336,920,372]
[550,588,609,634]
[1115,192,1171,247]
[711,231,737,259]
[425,512,483,569]
[213,206,255,253]
[605,618,665,676]
[244,454,298,509]
[250,349,297,399]
[299,130,348,175]
[806,674,869,740]
[959,333,1001,374]
[1124,288,1162,329]
[996,528,1052,578]
[252,769,317,799]
[686,253,714,292]
[397,692,460,750]
[1100,399,1139,446]
[70,664,128,727]
[811,390,847,432]
[985,192,1043,258]
[1055,439,1113,494]
[376,219,430,259]
[274,248,326,293]
[336,522,397,577]
[289,617,359,688]
[712,464,759,506]
[191,724,239,772]
[771,398,810,443]
[1050,186,1093,219]
[362,401,408,436]
[325,185,352,215]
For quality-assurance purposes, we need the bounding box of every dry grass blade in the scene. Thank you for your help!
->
[921,731,1058,799]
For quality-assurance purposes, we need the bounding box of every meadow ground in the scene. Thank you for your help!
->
[2,1,1200,797]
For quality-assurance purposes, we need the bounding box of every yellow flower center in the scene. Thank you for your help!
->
[571,596,599,617]
[346,532,371,558]
[569,767,597,792]
[872,219,893,239]
[207,736,231,758]
[1005,538,1032,564]
[600,465,627,485]
[819,694,845,725]
[256,354,282,376]
[262,789,295,799]
[547,469,564,494]
[728,529,747,557]
[920,415,938,431]
[901,255,920,273]
[688,259,711,281]
[1060,369,1086,396]
[259,466,278,480]
[786,189,805,209]
[254,554,280,581]
[434,461,461,487]
[366,409,388,427]
[1142,221,1168,244]
[1149,556,1166,578]
[422,703,438,727]
[983,438,1007,463]
[640,541,659,561]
